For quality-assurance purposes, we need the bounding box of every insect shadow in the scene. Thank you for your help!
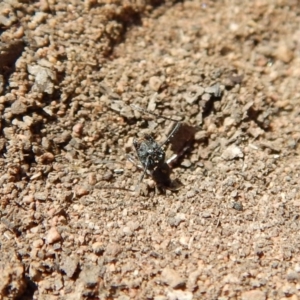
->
[95,105,196,194]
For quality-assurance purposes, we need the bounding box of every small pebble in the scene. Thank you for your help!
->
[201,93,211,102]
[167,290,193,300]
[92,242,104,254]
[72,123,83,136]
[105,243,122,257]
[183,85,204,104]
[222,144,244,160]
[11,99,27,115]
[122,226,133,236]
[23,195,34,204]
[61,255,79,278]
[161,267,186,288]
[232,201,243,211]
[46,227,61,244]
[149,76,163,92]
[241,290,266,300]
[275,44,294,63]
[39,152,55,164]
[75,185,89,197]
[180,159,192,168]
[32,239,44,248]
[205,82,221,97]
[34,192,48,201]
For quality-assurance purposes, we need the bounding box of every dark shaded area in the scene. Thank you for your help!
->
[0,40,25,76]
[17,276,37,300]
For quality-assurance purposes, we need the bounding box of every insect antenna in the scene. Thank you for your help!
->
[130,104,182,146]
[130,104,181,123]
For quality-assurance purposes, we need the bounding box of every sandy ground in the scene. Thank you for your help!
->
[0,0,300,299]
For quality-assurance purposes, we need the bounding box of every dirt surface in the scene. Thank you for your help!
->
[1,0,300,299]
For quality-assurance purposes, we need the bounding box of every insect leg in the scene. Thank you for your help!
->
[130,104,180,122]
[159,121,181,147]
[135,155,152,192]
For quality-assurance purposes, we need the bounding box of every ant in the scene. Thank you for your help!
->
[128,105,195,192]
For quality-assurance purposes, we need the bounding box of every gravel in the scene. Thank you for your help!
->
[0,0,300,299]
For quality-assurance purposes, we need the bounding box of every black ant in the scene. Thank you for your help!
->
[128,105,195,192]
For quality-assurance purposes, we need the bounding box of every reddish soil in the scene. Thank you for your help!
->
[0,0,300,299]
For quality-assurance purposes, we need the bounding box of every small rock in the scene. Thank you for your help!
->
[186,190,196,198]
[110,101,123,113]
[32,239,44,248]
[43,106,53,116]
[46,227,61,244]
[41,137,51,150]
[105,243,122,257]
[248,127,264,138]
[122,226,133,236]
[0,3,17,27]
[0,262,27,299]
[187,270,201,291]
[168,213,186,227]
[194,131,207,141]
[61,255,79,278]
[223,273,240,284]
[127,220,140,231]
[229,74,244,85]
[54,274,63,291]
[282,283,297,296]
[32,12,48,24]
[232,201,243,211]
[181,159,192,168]
[166,290,193,300]
[73,123,83,136]
[222,145,243,160]
[34,192,48,201]
[23,195,34,204]
[23,115,33,126]
[147,92,157,111]
[53,131,71,144]
[88,172,97,185]
[201,93,211,102]
[286,271,299,282]
[161,267,185,288]
[29,261,42,281]
[28,65,56,94]
[205,82,222,97]
[79,264,101,288]
[61,191,73,202]
[179,236,189,247]
[241,290,266,300]
[75,185,89,197]
[11,99,27,115]
[102,170,113,181]
[68,137,82,150]
[183,85,204,104]
[223,77,235,88]
[92,242,104,255]
[39,152,55,164]
[40,0,49,11]
[202,210,212,218]
[275,44,294,63]
[223,117,236,129]
[149,76,163,92]
[260,140,281,153]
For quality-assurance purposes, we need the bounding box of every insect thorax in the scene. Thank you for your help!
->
[134,135,165,170]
